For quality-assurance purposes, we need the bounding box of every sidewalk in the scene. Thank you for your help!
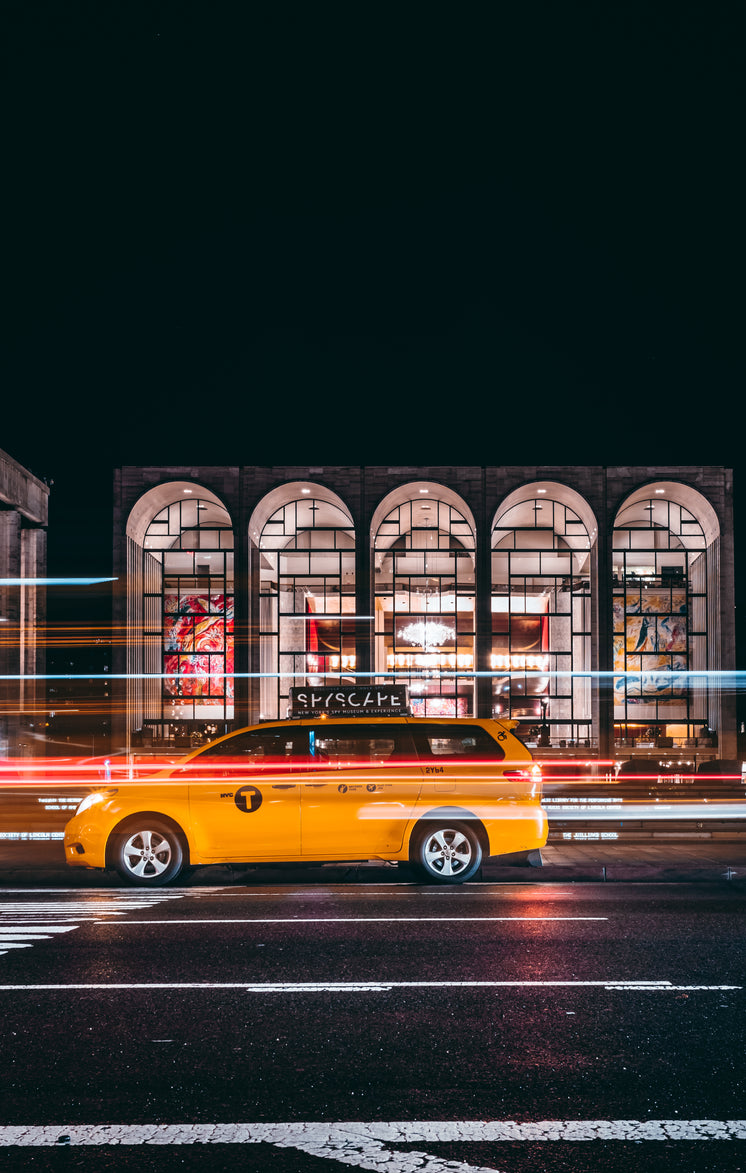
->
[1,840,746,885]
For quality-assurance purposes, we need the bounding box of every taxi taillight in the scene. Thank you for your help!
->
[503,764,543,789]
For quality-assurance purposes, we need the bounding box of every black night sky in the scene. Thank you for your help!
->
[2,4,743,592]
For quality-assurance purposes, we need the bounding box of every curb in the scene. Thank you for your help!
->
[480,864,745,883]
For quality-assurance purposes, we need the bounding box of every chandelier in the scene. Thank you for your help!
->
[397,620,455,651]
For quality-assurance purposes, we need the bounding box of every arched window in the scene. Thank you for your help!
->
[613,487,714,744]
[254,488,355,720]
[373,488,476,717]
[126,483,234,746]
[492,489,594,746]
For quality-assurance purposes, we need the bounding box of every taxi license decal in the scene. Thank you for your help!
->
[234,786,263,814]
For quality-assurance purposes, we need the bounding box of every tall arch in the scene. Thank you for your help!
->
[249,482,355,720]
[125,482,235,748]
[491,482,598,746]
[612,481,721,747]
[372,482,477,716]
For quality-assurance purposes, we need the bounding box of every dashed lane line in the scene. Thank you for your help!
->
[0,979,738,992]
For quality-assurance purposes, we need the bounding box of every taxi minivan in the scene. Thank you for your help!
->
[64,706,546,886]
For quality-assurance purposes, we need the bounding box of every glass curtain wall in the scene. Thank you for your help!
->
[374,495,476,716]
[257,496,356,720]
[491,498,592,745]
[613,497,708,744]
[141,496,235,741]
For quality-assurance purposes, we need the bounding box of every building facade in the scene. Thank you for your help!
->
[112,465,736,764]
[0,447,49,756]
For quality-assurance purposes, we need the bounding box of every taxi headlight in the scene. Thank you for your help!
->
[74,789,117,817]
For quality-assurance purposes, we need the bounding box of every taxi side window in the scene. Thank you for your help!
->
[196,730,299,765]
[412,725,505,761]
[308,724,416,768]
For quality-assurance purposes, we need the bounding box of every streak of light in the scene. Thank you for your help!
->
[1,669,745,681]
[0,578,117,586]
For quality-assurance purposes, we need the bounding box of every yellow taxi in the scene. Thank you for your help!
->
[64,687,547,886]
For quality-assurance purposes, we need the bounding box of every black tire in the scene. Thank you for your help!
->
[111,818,185,887]
[411,820,483,884]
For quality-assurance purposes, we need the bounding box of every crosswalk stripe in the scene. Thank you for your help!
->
[0,935,62,940]
[0,927,80,933]
[0,891,188,960]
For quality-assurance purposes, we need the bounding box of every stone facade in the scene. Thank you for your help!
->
[113,465,736,761]
[0,448,49,755]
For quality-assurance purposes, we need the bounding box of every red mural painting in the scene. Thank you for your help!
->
[163,594,234,699]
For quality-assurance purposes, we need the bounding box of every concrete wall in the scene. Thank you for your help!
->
[0,448,49,754]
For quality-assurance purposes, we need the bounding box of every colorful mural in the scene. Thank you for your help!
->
[163,593,234,699]
[613,588,687,705]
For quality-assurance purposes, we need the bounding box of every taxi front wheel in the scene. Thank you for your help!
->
[111,819,185,887]
[411,820,483,884]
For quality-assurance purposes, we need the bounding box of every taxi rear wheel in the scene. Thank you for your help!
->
[111,819,185,887]
[411,820,483,884]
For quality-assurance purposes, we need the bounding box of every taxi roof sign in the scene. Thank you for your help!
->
[289,685,411,718]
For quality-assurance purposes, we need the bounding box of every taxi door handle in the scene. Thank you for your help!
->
[271,784,296,789]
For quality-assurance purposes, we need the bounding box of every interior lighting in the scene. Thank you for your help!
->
[307,655,357,671]
[387,652,473,670]
[183,489,193,494]
[398,620,455,649]
[491,653,550,671]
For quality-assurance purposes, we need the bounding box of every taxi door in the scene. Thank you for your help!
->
[184,726,303,860]
[298,721,423,856]
[409,721,519,812]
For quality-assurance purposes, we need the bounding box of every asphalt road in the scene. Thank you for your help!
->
[1,879,745,1172]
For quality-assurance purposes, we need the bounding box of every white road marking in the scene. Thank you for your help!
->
[0,892,187,958]
[2,1119,746,1173]
[0,902,184,917]
[0,889,217,895]
[100,916,608,924]
[0,979,737,992]
[0,926,86,932]
[192,888,546,895]
[0,927,80,956]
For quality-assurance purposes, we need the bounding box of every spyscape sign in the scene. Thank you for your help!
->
[289,685,411,718]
